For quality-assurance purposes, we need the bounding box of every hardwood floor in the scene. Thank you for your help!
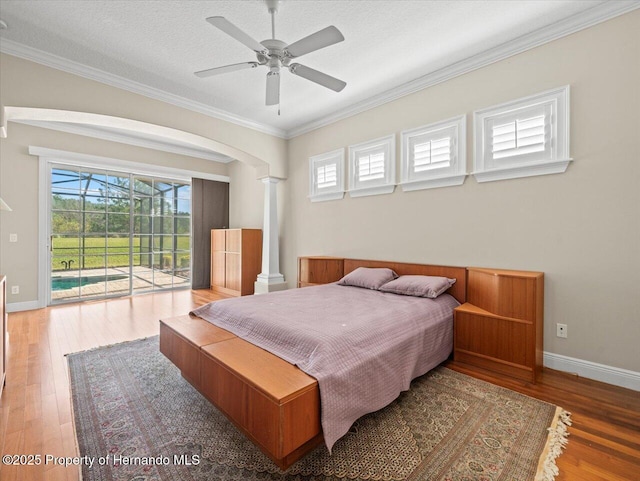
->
[1,289,638,481]
[0,289,225,481]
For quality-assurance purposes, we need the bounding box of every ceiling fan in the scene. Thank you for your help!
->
[195,0,347,107]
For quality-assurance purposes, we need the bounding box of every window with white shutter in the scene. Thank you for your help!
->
[492,114,546,160]
[400,115,467,191]
[309,149,345,202]
[316,163,337,189]
[412,136,451,171]
[474,86,571,182]
[357,148,385,181]
[349,135,395,197]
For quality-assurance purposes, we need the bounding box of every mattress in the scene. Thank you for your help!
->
[192,283,459,451]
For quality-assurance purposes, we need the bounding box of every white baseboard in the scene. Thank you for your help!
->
[544,351,640,391]
[7,300,43,313]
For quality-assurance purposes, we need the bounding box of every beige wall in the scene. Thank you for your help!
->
[1,11,638,373]
[228,160,264,230]
[285,11,640,372]
[0,53,287,303]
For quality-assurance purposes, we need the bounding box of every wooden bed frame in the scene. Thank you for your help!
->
[159,259,467,469]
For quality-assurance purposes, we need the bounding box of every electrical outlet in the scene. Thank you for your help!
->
[9,233,18,243]
[556,323,568,338]
[11,285,20,295]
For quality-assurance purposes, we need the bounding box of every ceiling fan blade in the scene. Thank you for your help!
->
[206,16,266,53]
[285,26,344,58]
[266,70,280,106]
[289,63,346,92]
[195,62,259,78]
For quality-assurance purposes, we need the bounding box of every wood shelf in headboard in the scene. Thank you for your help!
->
[453,267,544,383]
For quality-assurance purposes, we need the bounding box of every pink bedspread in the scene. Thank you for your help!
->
[192,283,459,452]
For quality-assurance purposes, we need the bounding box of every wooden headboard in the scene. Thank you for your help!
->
[343,259,467,304]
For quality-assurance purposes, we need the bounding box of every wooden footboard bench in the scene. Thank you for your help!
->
[159,314,322,470]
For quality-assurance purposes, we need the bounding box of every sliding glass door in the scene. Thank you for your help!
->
[50,165,191,304]
[131,176,191,294]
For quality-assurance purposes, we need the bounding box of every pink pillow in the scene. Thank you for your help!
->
[337,267,398,290]
[379,275,456,298]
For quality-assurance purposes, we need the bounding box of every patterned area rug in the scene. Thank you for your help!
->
[68,336,570,481]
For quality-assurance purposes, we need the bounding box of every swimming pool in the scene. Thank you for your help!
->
[51,274,128,291]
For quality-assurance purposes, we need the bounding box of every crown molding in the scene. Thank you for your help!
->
[286,1,640,138]
[0,39,288,139]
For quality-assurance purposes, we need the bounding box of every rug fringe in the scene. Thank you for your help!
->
[535,407,572,481]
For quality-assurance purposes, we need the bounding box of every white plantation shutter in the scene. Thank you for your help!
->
[357,149,386,181]
[412,136,451,172]
[473,86,571,182]
[309,149,345,202]
[492,114,546,160]
[400,115,466,191]
[348,135,395,197]
[483,102,552,167]
[316,163,337,189]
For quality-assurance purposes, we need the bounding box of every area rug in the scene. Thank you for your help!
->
[67,336,570,481]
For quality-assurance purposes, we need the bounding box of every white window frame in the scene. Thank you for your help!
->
[348,134,396,197]
[308,148,345,202]
[473,85,572,183]
[401,114,467,191]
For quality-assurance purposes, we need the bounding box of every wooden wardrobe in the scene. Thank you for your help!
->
[210,229,262,296]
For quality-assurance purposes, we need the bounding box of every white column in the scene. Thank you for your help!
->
[255,177,287,294]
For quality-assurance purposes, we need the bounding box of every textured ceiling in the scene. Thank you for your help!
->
[0,0,626,136]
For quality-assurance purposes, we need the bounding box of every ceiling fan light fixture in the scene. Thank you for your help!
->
[197,0,346,107]
[266,68,280,106]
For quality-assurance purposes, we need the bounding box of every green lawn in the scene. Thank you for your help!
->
[52,236,190,271]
